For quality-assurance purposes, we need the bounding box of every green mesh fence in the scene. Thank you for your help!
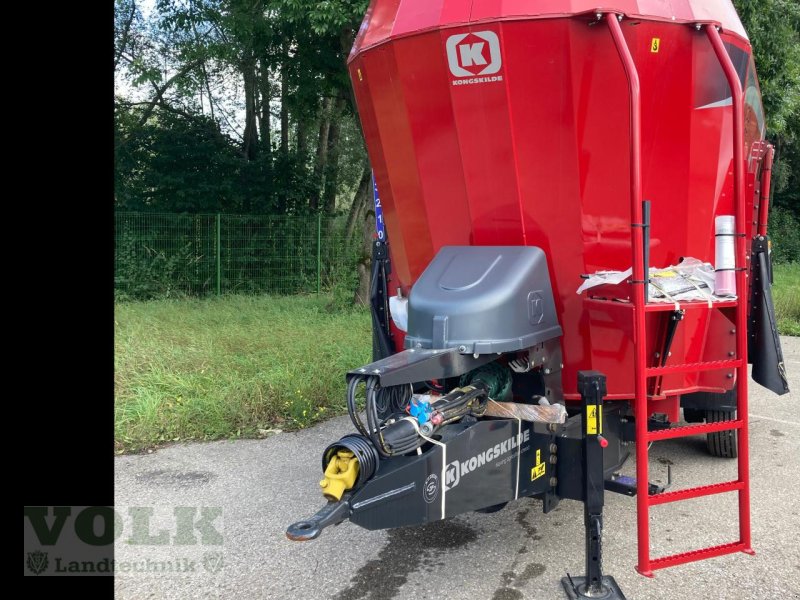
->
[114,212,360,300]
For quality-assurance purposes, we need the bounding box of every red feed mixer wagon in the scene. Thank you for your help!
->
[288,1,789,596]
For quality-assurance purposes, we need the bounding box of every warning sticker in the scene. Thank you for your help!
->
[586,405,603,435]
[651,38,661,53]
[531,449,546,481]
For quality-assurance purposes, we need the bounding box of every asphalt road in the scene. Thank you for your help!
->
[115,336,800,600]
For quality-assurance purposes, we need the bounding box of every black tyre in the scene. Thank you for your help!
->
[682,408,704,423]
[705,409,737,458]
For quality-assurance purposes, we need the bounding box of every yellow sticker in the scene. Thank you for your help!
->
[651,38,661,53]
[586,405,603,435]
[531,448,546,481]
[357,68,363,81]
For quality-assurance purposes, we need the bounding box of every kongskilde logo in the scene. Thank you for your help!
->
[446,31,503,86]
[443,429,530,491]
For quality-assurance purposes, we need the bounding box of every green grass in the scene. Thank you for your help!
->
[116,267,797,453]
[115,295,371,453]
[773,262,800,336]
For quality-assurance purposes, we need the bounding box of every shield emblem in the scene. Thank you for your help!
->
[27,550,48,575]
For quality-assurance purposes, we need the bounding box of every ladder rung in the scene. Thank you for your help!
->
[646,359,741,376]
[647,419,742,441]
[648,541,748,571]
[585,298,739,312]
[643,299,738,312]
[648,480,743,506]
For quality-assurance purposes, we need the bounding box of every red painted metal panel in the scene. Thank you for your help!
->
[351,0,748,57]
[349,4,765,401]
[357,0,401,52]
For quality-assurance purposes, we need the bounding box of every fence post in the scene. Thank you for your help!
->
[216,213,221,296]
[317,212,322,295]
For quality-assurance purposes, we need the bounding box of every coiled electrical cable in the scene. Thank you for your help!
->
[373,383,413,418]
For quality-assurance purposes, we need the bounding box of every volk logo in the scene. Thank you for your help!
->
[446,31,502,85]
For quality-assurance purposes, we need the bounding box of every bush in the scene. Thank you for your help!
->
[114,232,196,301]
[769,205,800,264]
[773,263,799,336]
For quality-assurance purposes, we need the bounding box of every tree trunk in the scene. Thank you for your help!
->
[350,162,374,306]
[322,98,345,214]
[241,56,259,161]
[297,119,309,158]
[202,62,215,122]
[345,164,372,240]
[280,57,289,156]
[257,55,271,153]
[339,26,363,139]
[311,98,332,212]
[353,202,374,306]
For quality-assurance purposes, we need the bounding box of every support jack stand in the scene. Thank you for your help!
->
[562,371,627,600]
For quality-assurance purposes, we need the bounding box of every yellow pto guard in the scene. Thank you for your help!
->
[320,450,359,501]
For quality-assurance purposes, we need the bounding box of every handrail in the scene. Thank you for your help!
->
[706,23,752,554]
[605,12,652,577]
[601,15,753,577]
[758,144,774,237]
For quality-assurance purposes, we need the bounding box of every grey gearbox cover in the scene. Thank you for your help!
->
[404,246,562,354]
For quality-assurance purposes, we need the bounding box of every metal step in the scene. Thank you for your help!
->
[584,298,738,312]
[642,541,750,575]
[643,300,738,312]
[645,359,742,377]
[646,419,742,442]
[648,480,743,506]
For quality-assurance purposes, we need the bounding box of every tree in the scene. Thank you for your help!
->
[735,0,800,213]
[115,0,369,216]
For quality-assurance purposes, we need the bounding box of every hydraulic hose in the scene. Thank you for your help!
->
[346,375,369,437]
[345,375,489,458]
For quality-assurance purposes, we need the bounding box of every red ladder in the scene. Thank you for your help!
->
[604,15,754,576]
